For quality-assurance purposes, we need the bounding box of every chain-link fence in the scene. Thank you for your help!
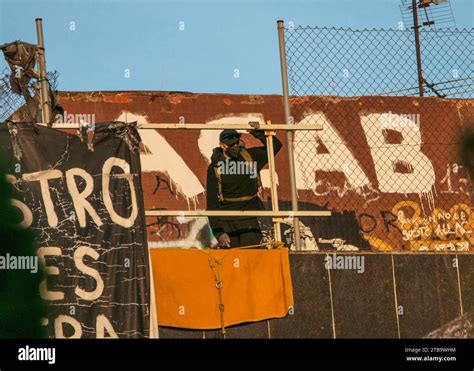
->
[285,27,473,98]
[284,25,474,252]
[0,66,27,122]
[0,65,60,122]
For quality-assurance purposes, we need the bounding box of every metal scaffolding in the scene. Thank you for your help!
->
[38,120,330,245]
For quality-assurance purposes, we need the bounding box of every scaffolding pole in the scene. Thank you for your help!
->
[278,20,302,250]
[35,18,52,124]
[38,122,323,130]
[145,210,331,217]
[264,125,282,241]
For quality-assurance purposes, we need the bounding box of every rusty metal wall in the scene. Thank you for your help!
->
[52,91,474,253]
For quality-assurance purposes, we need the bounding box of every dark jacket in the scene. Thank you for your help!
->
[206,136,282,237]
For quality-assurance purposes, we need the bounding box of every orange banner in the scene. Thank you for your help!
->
[151,248,294,329]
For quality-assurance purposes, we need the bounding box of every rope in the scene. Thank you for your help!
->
[198,240,285,337]
[233,241,285,250]
[206,254,228,338]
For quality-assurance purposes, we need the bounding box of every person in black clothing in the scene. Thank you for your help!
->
[206,129,282,248]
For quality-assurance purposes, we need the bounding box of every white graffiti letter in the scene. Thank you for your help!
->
[361,113,435,193]
[102,157,138,228]
[294,112,370,190]
[22,170,62,227]
[54,315,82,338]
[37,247,64,301]
[96,315,118,338]
[116,112,204,199]
[74,246,104,301]
[66,168,103,228]
[5,175,33,228]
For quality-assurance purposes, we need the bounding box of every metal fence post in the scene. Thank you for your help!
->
[411,0,424,97]
[277,20,302,250]
[35,18,52,124]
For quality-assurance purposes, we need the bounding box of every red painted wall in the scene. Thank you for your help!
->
[55,92,474,252]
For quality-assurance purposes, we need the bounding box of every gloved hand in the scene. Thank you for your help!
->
[217,233,231,248]
[247,129,266,139]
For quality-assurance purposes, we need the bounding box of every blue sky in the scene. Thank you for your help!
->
[0,0,472,94]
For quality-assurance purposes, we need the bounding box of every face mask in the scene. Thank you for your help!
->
[225,144,243,159]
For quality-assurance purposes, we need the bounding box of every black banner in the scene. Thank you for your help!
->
[0,122,151,338]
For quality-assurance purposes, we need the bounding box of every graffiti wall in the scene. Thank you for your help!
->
[44,92,474,252]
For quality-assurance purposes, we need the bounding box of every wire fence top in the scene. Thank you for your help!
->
[284,25,473,98]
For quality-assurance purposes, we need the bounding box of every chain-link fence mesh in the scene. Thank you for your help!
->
[285,27,473,97]
[0,65,60,122]
[284,25,474,252]
[0,66,28,121]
